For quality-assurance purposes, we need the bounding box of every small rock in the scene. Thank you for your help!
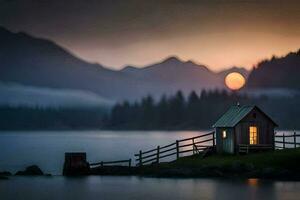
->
[0,171,12,176]
[15,165,44,176]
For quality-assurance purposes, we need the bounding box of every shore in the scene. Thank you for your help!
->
[89,148,300,180]
[2,148,300,180]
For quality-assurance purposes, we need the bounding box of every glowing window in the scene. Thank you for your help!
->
[222,130,227,139]
[249,126,258,145]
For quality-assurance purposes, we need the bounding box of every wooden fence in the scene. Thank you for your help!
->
[87,131,299,169]
[134,131,215,166]
[90,159,132,168]
[275,132,300,149]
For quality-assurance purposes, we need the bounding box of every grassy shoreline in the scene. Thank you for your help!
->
[131,148,300,180]
[2,148,300,180]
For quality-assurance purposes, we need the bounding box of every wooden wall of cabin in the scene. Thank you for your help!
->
[215,128,222,153]
[215,127,235,154]
[234,107,275,149]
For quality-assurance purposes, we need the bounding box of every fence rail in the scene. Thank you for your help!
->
[135,131,215,166]
[90,159,132,167]
[275,132,299,149]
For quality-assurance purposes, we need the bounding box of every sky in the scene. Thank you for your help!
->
[0,0,299,71]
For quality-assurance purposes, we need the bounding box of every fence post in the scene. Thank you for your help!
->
[274,131,276,150]
[192,138,195,155]
[157,146,160,163]
[129,159,132,168]
[294,132,297,149]
[176,140,179,159]
[139,150,142,166]
[213,132,215,147]
[283,133,285,149]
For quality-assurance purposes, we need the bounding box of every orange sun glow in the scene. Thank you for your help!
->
[225,72,246,90]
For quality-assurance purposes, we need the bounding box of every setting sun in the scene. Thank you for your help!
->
[225,72,246,90]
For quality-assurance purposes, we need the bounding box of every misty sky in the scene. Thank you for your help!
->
[0,0,299,71]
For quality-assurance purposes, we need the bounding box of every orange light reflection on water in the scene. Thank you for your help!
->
[247,178,259,187]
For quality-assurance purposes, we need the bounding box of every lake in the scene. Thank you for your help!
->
[1,130,299,200]
[0,130,212,175]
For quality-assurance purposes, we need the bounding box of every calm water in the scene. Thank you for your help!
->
[1,130,299,200]
[0,130,208,175]
[1,176,300,200]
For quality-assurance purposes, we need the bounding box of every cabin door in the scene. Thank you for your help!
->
[221,129,234,153]
[249,126,258,145]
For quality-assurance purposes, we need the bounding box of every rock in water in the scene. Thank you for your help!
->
[15,165,44,176]
[0,171,12,176]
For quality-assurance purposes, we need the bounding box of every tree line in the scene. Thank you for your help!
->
[1,90,300,130]
[106,90,300,130]
[0,106,107,130]
[108,90,248,129]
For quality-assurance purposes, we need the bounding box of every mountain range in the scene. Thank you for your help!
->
[0,26,299,105]
[0,26,249,103]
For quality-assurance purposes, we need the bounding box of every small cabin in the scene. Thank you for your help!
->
[213,105,278,154]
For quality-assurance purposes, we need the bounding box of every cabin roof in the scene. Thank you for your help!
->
[212,105,277,128]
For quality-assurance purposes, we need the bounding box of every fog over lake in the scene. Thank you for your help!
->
[0,82,113,108]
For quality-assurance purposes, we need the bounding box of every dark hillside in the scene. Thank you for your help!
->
[246,50,300,90]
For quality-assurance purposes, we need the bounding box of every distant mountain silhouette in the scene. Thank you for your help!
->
[0,26,141,101]
[0,26,247,101]
[246,50,300,90]
[121,57,227,96]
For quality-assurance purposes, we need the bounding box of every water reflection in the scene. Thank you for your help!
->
[247,178,259,187]
[0,176,299,200]
[214,179,276,200]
